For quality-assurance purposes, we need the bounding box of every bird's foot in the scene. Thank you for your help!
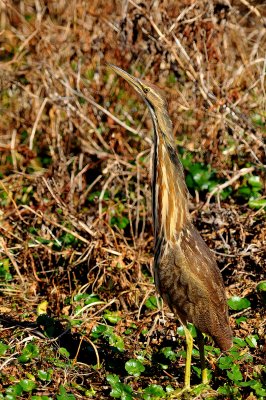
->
[166,385,191,399]
[167,383,212,399]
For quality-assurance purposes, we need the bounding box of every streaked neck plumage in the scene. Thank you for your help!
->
[148,102,190,244]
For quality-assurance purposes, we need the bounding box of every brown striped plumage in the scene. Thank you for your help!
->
[108,64,233,389]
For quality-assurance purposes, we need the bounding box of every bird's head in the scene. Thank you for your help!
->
[108,63,167,112]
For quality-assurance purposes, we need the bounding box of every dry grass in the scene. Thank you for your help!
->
[0,0,265,399]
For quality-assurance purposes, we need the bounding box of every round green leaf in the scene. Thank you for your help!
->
[125,359,145,377]
[143,384,165,399]
[227,296,250,311]
[6,384,23,396]
[19,379,36,392]
[160,347,177,361]
[38,369,52,381]
[106,374,120,386]
[91,324,107,338]
[256,281,266,292]
[18,342,39,364]
[107,332,125,352]
[218,356,233,370]
[108,380,133,400]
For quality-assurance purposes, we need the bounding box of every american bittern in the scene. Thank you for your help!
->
[108,64,233,393]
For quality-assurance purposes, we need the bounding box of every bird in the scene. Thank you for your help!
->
[108,63,233,394]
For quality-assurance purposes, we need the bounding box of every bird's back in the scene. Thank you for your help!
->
[154,221,233,351]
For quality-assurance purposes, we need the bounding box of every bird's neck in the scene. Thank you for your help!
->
[151,110,190,244]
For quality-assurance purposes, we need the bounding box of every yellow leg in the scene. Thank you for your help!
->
[197,330,208,385]
[167,328,210,398]
[183,325,193,389]
[167,325,193,398]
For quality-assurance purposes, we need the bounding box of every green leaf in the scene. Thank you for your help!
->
[36,236,51,245]
[233,337,247,347]
[248,175,263,189]
[109,382,133,399]
[110,216,129,229]
[249,198,266,209]
[217,384,236,395]
[253,382,266,396]
[6,384,23,396]
[176,323,197,338]
[84,294,101,305]
[38,369,53,381]
[185,162,216,191]
[32,397,53,400]
[107,374,133,399]
[227,296,250,311]
[91,324,107,338]
[88,191,109,202]
[257,281,266,292]
[85,68,95,80]
[143,384,165,399]
[251,113,264,126]
[125,359,145,377]
[106,374,120,386]
[256,281,266,304]
[0,341,9,355]
[192,382,212,395]
[235,316,247,325]
[107,332,125,352]
[245,335,257,348]
[56,385,76,400]
[218,356,233,370]
[145,296,161,310]
[18,342,39,363]
[167,72,177,85]
[104,311,122,324]
[0,258,12,281]
[59,347,70,358]
[239,379,257,387]
[237,185,251,199]
[177,326,185,336]
[227,364,243,382]
[220,186,232,200]
[19,379,36,392]
[59,233,77,246]
[228,347,244,361]
[160,347,177,361]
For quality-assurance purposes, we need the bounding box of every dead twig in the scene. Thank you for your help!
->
[204,167,255,208]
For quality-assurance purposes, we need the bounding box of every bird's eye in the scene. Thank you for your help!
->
[143,87,149,94]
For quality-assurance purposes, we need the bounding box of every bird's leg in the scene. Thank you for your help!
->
[167,325,193,399]
[197,330,208,385]
[183,325,193,389]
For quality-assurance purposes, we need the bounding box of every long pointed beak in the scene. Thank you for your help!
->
[107,63,141,92]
